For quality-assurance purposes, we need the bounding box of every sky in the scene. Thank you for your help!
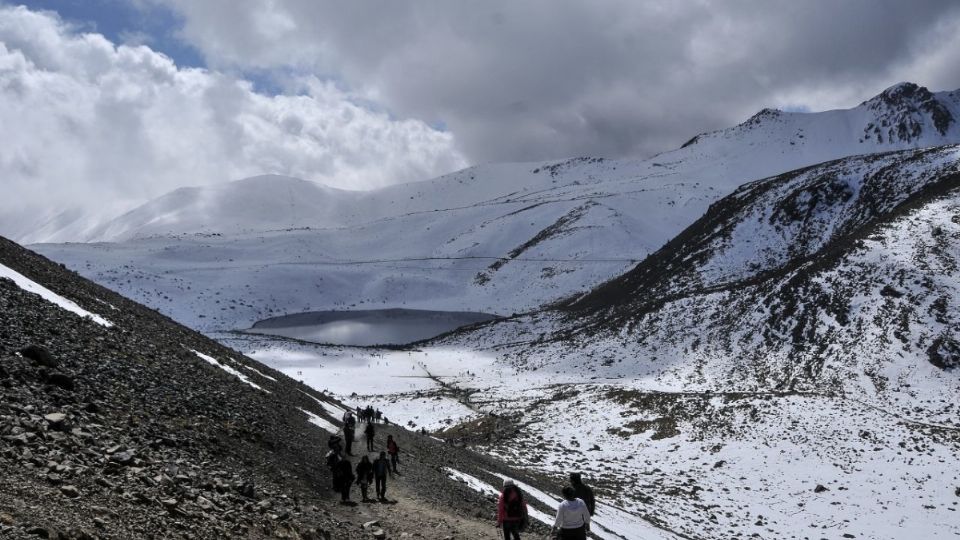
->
[2,1,960,236]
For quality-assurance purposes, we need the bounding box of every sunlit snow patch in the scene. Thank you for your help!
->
[190,349,268,392]
[0,263,113,327]
[299,389,346,418]
[299,408,338,434]
[241,364,277,382]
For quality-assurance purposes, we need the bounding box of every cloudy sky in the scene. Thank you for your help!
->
[3,1,960,233]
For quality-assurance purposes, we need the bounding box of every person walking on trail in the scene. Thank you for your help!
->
[355,455,374,502]
[343,411,357,455]
[364,421,376,452]
[325,437,342,490]
[569,472,595,516]
[386,434,400,474]
[335,457,355,503]
[373,451,391,501]
[375,409,382,423]
[496,479,528,540]
[552,486,591,540]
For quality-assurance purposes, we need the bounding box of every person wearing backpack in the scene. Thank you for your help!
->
[552,486,591,540]
[496,479,528,540]
[569,472,595,516]
[364,421,376,451]
[372,451,391,501]
[386,434,400,474]
[355,455,374,502]
[335,457,355,503]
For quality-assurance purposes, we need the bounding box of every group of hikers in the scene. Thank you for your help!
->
[323,404,597,539]
[355,404,386,424]
[497,473,595,540]
[325,409,400,504]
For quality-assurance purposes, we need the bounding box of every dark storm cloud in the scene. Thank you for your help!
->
[156,0,960,163]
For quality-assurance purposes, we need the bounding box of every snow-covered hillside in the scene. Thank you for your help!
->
[33,83,960,333]
[417,144,960,539]
[225,145,960,539]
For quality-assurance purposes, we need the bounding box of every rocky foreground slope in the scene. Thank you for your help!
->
[0,237,566,539]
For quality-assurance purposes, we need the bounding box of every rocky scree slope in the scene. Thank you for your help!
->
[0,237,535,539]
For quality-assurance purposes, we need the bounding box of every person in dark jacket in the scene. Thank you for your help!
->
[496,479,528,540]
[569,473,595,516]
[325,448,341,489]
[364,421,375,451]
[342,412,357,455]
[386,435,400,474]
[355,455,374,502]
[335,458,354,503]
[372,451,391,501]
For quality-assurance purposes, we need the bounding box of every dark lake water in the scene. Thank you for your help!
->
[244,308,499,346]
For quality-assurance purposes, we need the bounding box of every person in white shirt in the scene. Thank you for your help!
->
[552,486,591,539]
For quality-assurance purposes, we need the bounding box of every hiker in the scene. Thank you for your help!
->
[335,457,355,503]
[373,451,391,501]
[355,455,374,501]
[375,409,382,423]
[496,479,528,540]
[327,434,343,455]
[569,472,596,516]
[386,434,400,473]
[343,411,357,455]
[365,421,376,452]
[552,486,591,540]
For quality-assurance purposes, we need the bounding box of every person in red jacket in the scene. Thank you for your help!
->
[386,434,400,474]
[496,479,528,540]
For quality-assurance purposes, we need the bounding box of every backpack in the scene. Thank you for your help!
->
[505,488,525,519]
[328,435,342,450]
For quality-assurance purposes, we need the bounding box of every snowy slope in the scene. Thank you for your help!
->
[32,83,960,333]
[228,146,960,539]
[414,144,960,539]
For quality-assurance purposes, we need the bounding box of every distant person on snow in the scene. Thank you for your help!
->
[496,479,528,540]
[373,451,391,501]
[335,457,355,503]
[552,486,590,540]
[569,472,595,516]
[365,421,376,452]
[355,455,374,502]
[386,434,400,474]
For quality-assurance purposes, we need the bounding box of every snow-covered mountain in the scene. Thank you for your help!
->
[390,145,960,539]
[23,82,960,540]
[32,83,960,333]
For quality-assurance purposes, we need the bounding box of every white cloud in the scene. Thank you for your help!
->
[0,5,466,241]
[150,0,960,163]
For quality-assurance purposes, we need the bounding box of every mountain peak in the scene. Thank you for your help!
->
[859,81,955,142]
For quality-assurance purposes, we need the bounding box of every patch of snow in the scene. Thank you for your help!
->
[0,263,112,327]
[299,408,338,434]
[189,349,267,392]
